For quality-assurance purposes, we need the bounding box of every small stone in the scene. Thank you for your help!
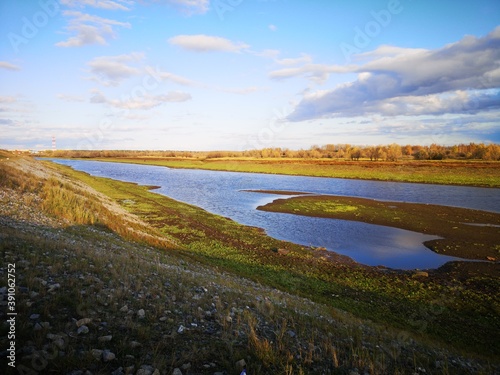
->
[102,350,116,362]
[136,365,155,375]
[76,318,92,327]
[30,314,40,320]
[53,338,66,350]
[111,367,125,375]
[129,341,142,348]
[98,335,112,342]
[235,359,246,369]
[120,305,128,313]
[177,325,185,334]
[77,325,89,335]
[181,363,191,370]
[48,283,61,292]
[172,368,183,375]
[91,349,103,361]
[137,309,145,319]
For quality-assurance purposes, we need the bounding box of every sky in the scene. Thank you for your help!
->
[1,0,500,151]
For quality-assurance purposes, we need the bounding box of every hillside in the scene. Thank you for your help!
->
[1,154,498,374]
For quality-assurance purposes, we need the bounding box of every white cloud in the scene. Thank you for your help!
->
[150,67,200,87]
[270,63,354,84]
[269,24,277,32]
[56,11,131,47]
[151,0,209,15]
[168,34,249,53]
[60,0,132,11]
[90,89,191,110]
[87,53,144,86]
[0,62,21,71]
[146,67,264,95]
[57,94,85,102]
[288,26,500,121]
[274,53,312,66]
[0,96,18,104]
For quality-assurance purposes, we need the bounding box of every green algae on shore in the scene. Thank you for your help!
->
[257,194,500,261]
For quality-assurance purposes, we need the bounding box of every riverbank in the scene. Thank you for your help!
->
[1,153,499,374]
[51,156,500,188]
[256,193,500,261]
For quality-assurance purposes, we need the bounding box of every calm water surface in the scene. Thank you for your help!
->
[50,159,500,270]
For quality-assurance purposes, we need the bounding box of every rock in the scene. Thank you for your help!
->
[77,325,89,335]
[111,367,125,375]
[136,365,155,375]
[102,349,116,362]
[30,314,40,320]
[235,359,246,369]
[172,368,183,375]
[137,309,145,319]
[48,283,61,292]
[177,325,185,334]
[76,318,92,327]
[91,349,103,361]
[129,341,142,348]
[98,335,112,342]
[53,338,66,350]
[120,305,129,313]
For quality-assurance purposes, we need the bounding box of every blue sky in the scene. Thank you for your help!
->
[1,0,499,151]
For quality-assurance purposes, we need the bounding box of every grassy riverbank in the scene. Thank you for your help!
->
[256,193,500,261]
[1,154,499,374]
[79,157,500,187]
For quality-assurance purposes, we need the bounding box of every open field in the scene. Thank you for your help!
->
[1,153,499,374]
[67,157,500,187]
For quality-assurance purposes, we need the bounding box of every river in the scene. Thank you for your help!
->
[49,159,500,270]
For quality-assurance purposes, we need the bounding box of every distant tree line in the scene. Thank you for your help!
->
[40,142,500,161]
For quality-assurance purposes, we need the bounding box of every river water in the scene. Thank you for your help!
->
[49,159,500,270]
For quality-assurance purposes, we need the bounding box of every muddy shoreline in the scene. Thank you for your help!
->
[255,191,500,262]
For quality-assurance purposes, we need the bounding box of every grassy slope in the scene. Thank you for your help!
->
[85,157,500,187]
[47,160,500,359]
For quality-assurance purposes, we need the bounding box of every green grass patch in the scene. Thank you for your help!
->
[257,194,500,260]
